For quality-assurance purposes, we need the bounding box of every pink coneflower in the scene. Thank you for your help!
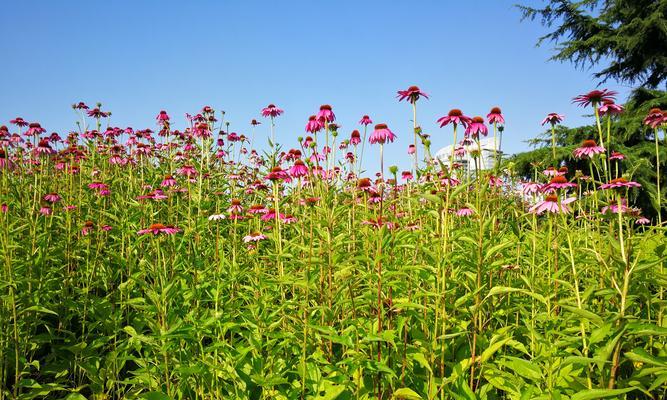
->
[156,110,170,122]
[208,214,227,221]
[609,151,625,160]
[35,138,55,155]
[261,208,284,222]
[39,206,52,216]
[289,159,309,178]
[644,108,665,129]
[82,221,94,236]
[359,115,373,126]
[454,146,466,157]
[261,104,283,118]
[350,130,361,145]
[522,181,542,196]
[541,113,564,126]
[137,223,181,235]
[573,139,605,159]
[227,199,243,214]
[542,175,577,192]
[357,178,373,192]
[282,214,297,224]
[572,89,617,108]
[600,177,641,190]
[251,119,261,126]
[87,108,110,118]
[368,123,396,144]
[43,193,61,203]
[601,198,629,214]
[488,175,504,188]
[465,117,488,139]
[10,117,28,127]
[0,149,8,169]
[543,166,559,177]
[88,182,108,190]
[73,102,89,110]
[265,166,290,181]
[248,204,269,215]
[456,207,474,217]
[636,217,650,225]
[161,175,177,187]
[305,115,323,133]
[317,104,336,123]
[136,190,168,201]
[25,123,46,137]
[402,171,414,180]
[407,144,416,155]
[243,232,268,243]
[193,122,211,138]
[598,100,623,116]
[486,107,505,125]
[177,164,198,177]
[529,195,576,214]
[397,85,429,103]
[440,176,460,186]
[0,204,7,213]
[437,109,472,128]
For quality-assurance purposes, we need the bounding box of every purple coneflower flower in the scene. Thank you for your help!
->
[486,107,505,125]
[541,113,564,126]
[437,109,472,128]
[466,117,488,139]
[350,130,361,145]
[26,123,46,137]
[601,199,629,214]
[137,223,181,235]
[397,85,429,103]
[598,100,623,116]
[456,207,474,217]
[542,176,577,193]
[529,195,576,215]
[243,232,267,243]
[573,89,617,108]
[600,177,641,190]
[305,115,323,133]
[573,139,605,159]
[368,123,396,145]
[644,108,666,129]
[44,193,61,204]
[359,115,373,126]
[609,151,625,161]
[289,159,309,178]
[261,104,283,118]
[317,104,335,123]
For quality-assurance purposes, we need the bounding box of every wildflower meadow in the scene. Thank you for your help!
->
[0,86,666,400]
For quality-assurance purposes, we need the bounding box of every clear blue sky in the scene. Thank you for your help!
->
[0,1,631,172]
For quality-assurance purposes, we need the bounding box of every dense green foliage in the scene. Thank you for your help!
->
[0,103,666,399]
[518,0,667,88]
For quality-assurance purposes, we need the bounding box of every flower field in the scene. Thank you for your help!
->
[0,89,666,400]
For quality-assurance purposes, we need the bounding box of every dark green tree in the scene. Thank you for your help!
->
[518,0,667,88]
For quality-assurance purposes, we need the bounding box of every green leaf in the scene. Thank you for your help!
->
[393,388,423,400]
[570,387,636,400]
[140,392,173,400]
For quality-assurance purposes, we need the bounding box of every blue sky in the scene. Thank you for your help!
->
[0,1,631,172]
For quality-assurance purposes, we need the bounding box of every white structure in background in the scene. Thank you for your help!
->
[435,137,503,175]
